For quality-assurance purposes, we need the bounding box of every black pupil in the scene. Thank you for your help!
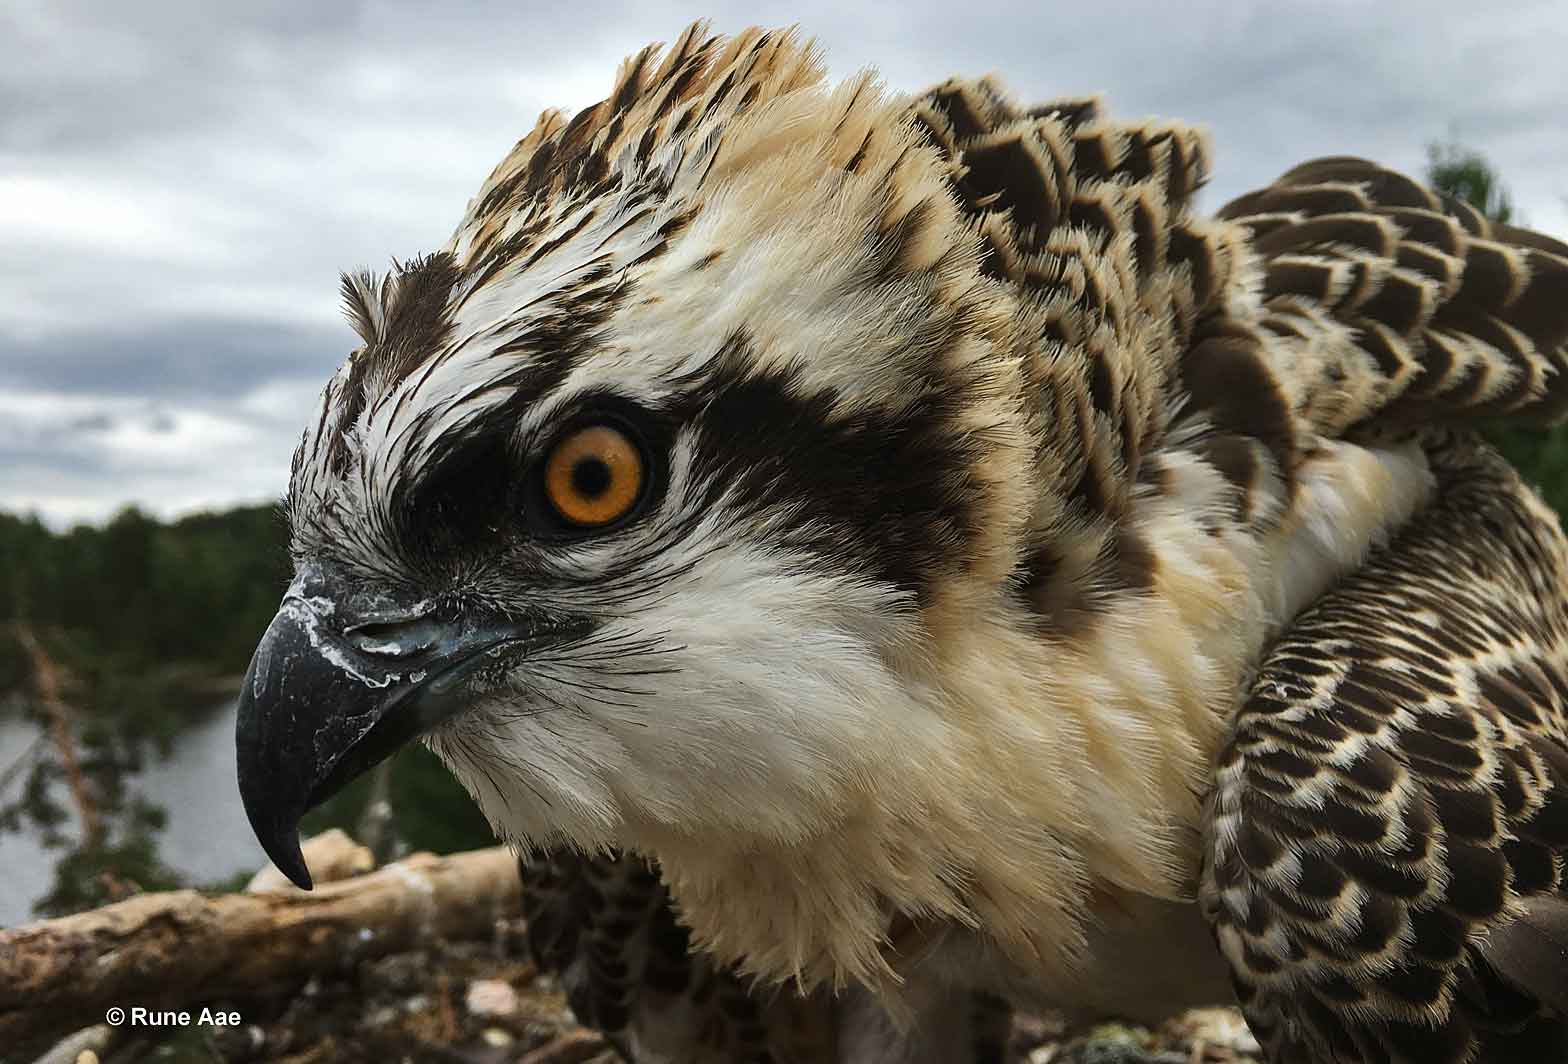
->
[571,456,613,498]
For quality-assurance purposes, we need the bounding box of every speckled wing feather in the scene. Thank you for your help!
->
[905,81,1568,508]
[907,79,1258,538]
[520,850,839,1063]
[1202,436,1568,1063]
[520,851,1015,1062]
[1218,157,1568,437]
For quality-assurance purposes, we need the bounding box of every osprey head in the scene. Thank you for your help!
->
[235,25,1031,889]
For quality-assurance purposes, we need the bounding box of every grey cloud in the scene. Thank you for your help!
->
[63,412,116,434]
[0,445,114,485]
[0,316,349,399]
[1,1,362,154]
[2,0,1566,525]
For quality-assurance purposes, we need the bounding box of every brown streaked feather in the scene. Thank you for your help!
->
[1203,435,1568,1064]
[1220,156,1568,433]
[907,74,1287,583]
[520,850,838,1063]
[330,253,463,472]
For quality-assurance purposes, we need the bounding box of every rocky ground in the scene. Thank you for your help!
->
[60,927,1262,1064]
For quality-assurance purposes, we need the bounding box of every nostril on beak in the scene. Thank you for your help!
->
[344,616,445,660]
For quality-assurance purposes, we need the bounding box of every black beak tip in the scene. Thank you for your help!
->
[265,831,315,891]
[238,768,316,890]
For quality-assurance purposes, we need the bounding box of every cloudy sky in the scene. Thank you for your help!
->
[3,0,1565,527]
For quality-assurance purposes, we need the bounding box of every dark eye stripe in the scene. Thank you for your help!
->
[671,355,985,602]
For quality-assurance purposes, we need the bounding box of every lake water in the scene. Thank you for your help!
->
[0,701,266,927]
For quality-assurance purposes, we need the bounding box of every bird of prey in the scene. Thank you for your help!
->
[235,23,1568,1064]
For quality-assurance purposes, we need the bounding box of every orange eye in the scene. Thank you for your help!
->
[542,424,646,528]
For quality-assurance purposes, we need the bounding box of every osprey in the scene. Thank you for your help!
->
[235,23,1568,1064]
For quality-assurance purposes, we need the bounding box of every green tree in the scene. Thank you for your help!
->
[1427,139,1514,224]
[1,503,492,918]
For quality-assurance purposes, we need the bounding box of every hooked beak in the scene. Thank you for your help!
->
[235,564,566,889]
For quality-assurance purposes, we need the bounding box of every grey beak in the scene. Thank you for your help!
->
[234,567,554,889]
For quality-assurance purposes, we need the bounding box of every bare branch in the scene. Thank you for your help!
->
[0,845,522,1045]
[11,624,100,846]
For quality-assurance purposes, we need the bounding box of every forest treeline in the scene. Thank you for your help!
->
[0,505,289,699]
[0,505,491,917]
